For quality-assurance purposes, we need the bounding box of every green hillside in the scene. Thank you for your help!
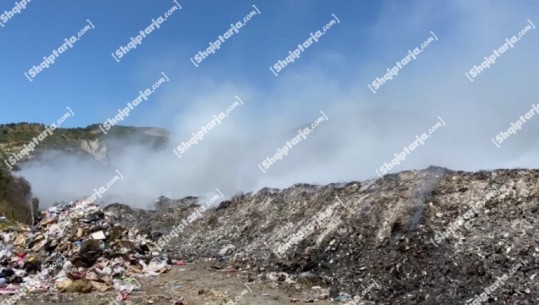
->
[0,122,170,223]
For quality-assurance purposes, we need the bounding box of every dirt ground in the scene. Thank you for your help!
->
[4,261,335,305]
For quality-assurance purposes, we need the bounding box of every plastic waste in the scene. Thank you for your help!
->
[0,200,171,294]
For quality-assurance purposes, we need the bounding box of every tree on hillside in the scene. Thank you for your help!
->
[0,161,34,224]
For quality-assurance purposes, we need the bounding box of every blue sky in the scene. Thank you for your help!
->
[0,0,389,128]
[2,1,538,134]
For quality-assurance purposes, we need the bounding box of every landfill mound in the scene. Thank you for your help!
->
[0,200,172,303]
[117,167,539,304]
[1,167,538,304]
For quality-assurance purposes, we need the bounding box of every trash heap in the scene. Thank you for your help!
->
[0,200,170,296]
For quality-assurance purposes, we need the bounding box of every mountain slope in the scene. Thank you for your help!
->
[0,123,170,169]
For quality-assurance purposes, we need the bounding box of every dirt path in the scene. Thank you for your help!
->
[6,262,335,305]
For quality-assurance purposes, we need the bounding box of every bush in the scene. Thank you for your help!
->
[0,163,34,224]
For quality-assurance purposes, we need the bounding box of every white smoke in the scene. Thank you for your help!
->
[19,0,539,207]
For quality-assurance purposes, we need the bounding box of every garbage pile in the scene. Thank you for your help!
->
[0,200,170,296]
[149,167,538,304]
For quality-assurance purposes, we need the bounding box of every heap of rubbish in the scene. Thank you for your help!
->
[0,200,170,296]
